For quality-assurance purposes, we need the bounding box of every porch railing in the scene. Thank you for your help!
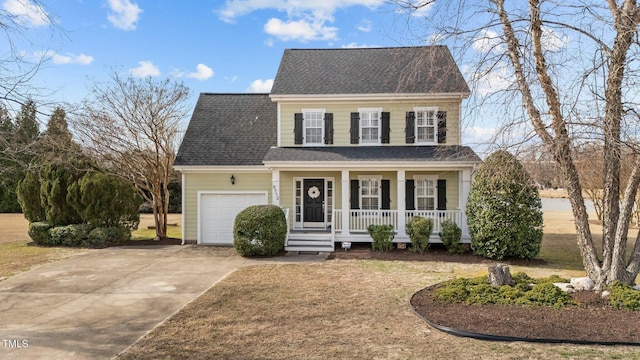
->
[332,209,462,234]
[406,210,462,234]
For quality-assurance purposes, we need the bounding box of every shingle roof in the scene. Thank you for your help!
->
[270,46,470,95]
[174,93,276,166]
[262,146,481,163]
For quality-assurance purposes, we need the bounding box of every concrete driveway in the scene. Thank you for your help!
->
[0,245,327,359]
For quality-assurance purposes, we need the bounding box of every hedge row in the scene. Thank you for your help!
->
[28,222,131,248]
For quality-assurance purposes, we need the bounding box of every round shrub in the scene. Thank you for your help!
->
[17,170,46,222]
[439,219,464,254]
[86,226,131,247]
[233,205,286,257]
[28,222,53,245]
[49,224,90,247]
[367,224,395,252]
[406,216,433,254]
[466,150,543,260]
[609,282,640,311]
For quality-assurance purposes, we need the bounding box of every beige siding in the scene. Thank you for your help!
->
[182,172,271,241]
[280,99,462,146]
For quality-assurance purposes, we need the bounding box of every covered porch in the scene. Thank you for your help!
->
[264,146,480,252]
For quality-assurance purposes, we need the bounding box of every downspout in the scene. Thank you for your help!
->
[181,171,186,245]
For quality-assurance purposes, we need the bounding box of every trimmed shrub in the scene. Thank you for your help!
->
[440,219,464,254]
[28,222,53,245]
[49,224,90,247]
[406,216,432,254]
[86,226,131,247]
[525,282,574,309]
[68,172,141,229]
[233,205,287,257]
[466,150,543,260]
[367,224,395,252]
[609,282,640,311]
[39,163,83,226]
[17,170,46,222]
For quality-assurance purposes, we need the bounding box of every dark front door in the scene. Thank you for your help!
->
[303,179,324,227]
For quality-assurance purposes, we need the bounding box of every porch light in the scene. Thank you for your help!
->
[230,174,235,185]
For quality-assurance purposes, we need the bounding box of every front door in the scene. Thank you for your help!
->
[303,179,324,228]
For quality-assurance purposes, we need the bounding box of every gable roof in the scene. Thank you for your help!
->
[270,46,470,96]
[263,146,481,164]
[174,93,276,167]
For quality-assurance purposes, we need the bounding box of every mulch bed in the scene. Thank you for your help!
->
[329,242,640,345]
[411,286,640,344]
[119,237,183,246]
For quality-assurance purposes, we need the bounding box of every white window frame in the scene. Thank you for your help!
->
[414,107,438,144]
[292,177,335,229]
[359,108,382,145]
[302,108,325,146]
[414,175,438,211]
[358,175,382,210]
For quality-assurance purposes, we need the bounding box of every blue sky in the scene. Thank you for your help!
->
[3,0,501,150]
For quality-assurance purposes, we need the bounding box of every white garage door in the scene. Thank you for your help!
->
[200,192,268,245]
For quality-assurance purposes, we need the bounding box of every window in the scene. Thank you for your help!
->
[303,109,324,145]
[415,176,436,210]
[360,177,380,210]
[415,107,437,143]
[360,108,381,144]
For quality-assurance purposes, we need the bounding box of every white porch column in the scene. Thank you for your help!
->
[460,169,472,239]
[396,170,407,238]
[341,169,350,235]
[271,170,280,206]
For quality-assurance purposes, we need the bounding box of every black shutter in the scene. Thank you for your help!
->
[381,112,390,144]
[294,113,303,145]
[437,179,447,210]
[381,180,390,210]
[324,113,333,144]
[350,112,360,144]
[350,179,360,209]
[437,111,447,144]
[405,111,415,144]
[405,180,415,210]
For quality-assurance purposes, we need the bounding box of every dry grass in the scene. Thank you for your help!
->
[118,261,640,359]
[117,211,640,359]
[131,213,182,240]
[0,214,90,280]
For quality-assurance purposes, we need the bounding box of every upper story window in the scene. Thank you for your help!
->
[294,109,333,145]
[303,109,324,145]
[405,108,447,145]
[415,107,437,144]
[350,109,389,145]
[359,109,381,145]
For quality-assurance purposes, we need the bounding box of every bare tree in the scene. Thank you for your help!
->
[73,72,190,240]
[395,0,640,288]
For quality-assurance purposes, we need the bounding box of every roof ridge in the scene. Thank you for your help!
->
[200,92,270,96]
[285,45,445,51]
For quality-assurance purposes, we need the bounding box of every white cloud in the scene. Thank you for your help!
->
[357,19,371,32]
[541,26,569,51]
[341,42,378,48]
[247,79,274,92]
[463,126,497,144]
[129,61,160,77]
[218,0,384,23]
[218,1,384,43]
[52,52,94,65]
[2,0,49,27]
[264,18,337,42]
[107,0,142,31]
[186,64,214,81]
[472,29,505,53]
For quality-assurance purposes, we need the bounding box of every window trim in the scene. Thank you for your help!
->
[414,107,438,144]
[358,175,382,210]
[302,108,325,146]
[413,175,438,211]
[358,107,382,146]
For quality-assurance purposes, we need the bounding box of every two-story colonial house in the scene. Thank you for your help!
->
[174,46,482,251]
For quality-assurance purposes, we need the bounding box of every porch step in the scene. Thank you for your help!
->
[286,237,334,252]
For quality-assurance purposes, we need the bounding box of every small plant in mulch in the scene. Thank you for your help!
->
[367,224,395,252]
[406,216,432,254]
[433,272,574,309]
